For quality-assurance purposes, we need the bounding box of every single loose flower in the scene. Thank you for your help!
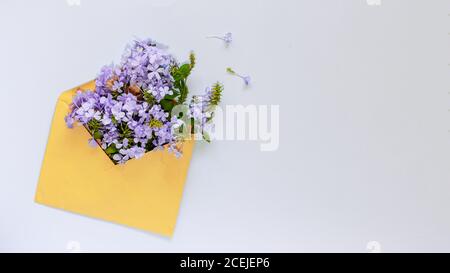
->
[207,32,233,46]
[226,67,251,86]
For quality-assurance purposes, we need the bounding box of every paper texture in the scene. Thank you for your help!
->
[35,81,194,237]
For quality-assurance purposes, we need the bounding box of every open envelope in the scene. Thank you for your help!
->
[35,80,194,237]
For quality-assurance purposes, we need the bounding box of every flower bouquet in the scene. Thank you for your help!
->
[35,38,223,236]
[66,38,223,164]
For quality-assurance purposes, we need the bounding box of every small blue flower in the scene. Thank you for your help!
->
[112,81,124,92]
[65,115,74,128]
[88,138,98,148]
[242,76,251,86]
[226,67,251,86]
[207,32,233,46]
[101,114,112,125]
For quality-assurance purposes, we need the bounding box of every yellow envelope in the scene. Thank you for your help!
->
[35,80,194,237]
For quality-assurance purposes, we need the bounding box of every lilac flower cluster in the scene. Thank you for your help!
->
[65,38,223,164]
[120,39,175,101]
[65,39,184,164]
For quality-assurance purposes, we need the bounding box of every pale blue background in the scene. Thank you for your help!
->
[1,0,450,252]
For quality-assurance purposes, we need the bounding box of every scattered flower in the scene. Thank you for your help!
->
[226,67,251,86]
[207,32,233,46]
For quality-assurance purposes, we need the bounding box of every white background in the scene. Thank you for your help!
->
[1,0,450,252]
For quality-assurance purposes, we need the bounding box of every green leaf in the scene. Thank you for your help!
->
[160,99,175,112]
[163,90,179,100]
[105,144,118,155]
[203,132,211,143]
[111,116,118,125]
[93,131,102,139]
[226,67,236,75]
[178,64,191,78]
[178,84,189,104]
[170,59,192,105]
[87,119,101,131]
[143,92,156,105]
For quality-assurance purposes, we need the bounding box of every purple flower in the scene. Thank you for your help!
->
[101,114,112,125]
[117,145,146,163]
[207,32,233,46]
[120,38,175,101]
[112,154,122,162]
[122,96,138,113]
[112,81,124,92]
[168,143,182,158]
[111,102,125,121]
[88,138,98,148]
[65,115,75,128]
[242,76,251,85]
[226,67,251,86]
[68,90,102,125]
[134,124,151,140]
[223,32,233,44]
